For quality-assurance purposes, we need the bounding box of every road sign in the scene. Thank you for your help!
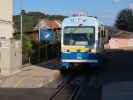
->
[39,28,54,42]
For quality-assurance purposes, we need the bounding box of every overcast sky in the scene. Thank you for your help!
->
[13,0,133,26]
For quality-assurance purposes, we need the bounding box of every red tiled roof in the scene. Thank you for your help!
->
[47,20,60,29]
[112,31,133,39]
[113,34,130,39]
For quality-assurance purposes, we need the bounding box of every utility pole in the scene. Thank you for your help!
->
[38,26,41,62]
[20,0,24,64]
[20,0,23,42]
[20,12,23,41]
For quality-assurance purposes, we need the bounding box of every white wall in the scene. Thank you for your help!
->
[0,0,22,76]
[109,38,133,49]
[0,39,22,75]
[0,0,12,22]
[0,0,13,38]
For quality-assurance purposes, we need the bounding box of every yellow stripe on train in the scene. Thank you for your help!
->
[61,46,91,52]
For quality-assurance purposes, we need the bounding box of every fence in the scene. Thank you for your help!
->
[22,42,60,64]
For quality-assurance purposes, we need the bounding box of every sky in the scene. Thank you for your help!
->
[13,0,133,26]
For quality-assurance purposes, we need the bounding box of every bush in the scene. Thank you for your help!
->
[14,33,34,64]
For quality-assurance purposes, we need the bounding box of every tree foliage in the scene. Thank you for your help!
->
[13,10,66,32]
[115,9,133,32]
[14,32,33,56]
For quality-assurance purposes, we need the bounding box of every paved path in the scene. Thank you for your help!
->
[0,59,60,88]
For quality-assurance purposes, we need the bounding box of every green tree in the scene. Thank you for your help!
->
[22,34,33,57]
[115,8,133,32]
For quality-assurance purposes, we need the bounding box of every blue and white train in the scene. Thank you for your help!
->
[61,15,107,69]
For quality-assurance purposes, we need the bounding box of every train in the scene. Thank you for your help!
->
[60,15,107,69]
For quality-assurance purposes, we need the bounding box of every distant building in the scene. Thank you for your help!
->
[26,19,61,43]
[34,19,61,31]
[109,31,133,49]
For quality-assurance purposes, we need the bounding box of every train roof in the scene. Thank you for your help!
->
[62,16,104,27]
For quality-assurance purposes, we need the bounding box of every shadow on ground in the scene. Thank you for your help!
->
[100,49,133,84]
[0,88,56,100]
[77,49,133,100]
[99,49,133,100]
[36,59,61,70]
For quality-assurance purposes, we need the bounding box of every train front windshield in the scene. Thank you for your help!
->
[63,27,95,47]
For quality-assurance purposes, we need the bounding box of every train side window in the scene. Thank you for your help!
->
[104,30,106,37]
[101,30,105,38]
[98,32,101,38]
[98,28,101,38]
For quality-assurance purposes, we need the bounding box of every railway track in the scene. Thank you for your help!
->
[49,75,86,100]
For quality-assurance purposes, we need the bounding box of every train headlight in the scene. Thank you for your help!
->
[64,49,69,52]
[64,49,67,52]
[91,49,96,53]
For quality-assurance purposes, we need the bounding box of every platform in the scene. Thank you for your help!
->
[0,59,61,88]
